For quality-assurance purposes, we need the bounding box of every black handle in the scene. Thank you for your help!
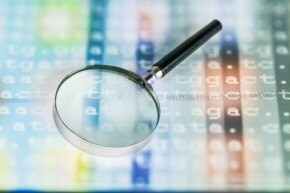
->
[153,19,222,77]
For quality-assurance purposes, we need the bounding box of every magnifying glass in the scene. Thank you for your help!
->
[53,20,222,156]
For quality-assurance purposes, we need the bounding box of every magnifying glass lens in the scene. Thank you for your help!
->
[55,66,159,151]
[54,20,222,156]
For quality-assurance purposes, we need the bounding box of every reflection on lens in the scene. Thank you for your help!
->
[55,67,159,149]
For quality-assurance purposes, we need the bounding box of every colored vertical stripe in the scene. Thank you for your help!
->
[83,0,107,130]
[131,5,153,186]
[271,1,290,176]
[221,27,245,184]
[204,41,227,182]
[87,0,106,65]
[220,0,245,184]
[76,0,107,182]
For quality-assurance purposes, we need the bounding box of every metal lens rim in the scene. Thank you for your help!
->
[53,65,160,157]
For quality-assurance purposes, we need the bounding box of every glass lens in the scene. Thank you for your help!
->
[55,67,159,148]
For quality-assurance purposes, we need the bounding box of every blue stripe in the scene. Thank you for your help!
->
[83,0,107,129]
[131,13,154,186]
